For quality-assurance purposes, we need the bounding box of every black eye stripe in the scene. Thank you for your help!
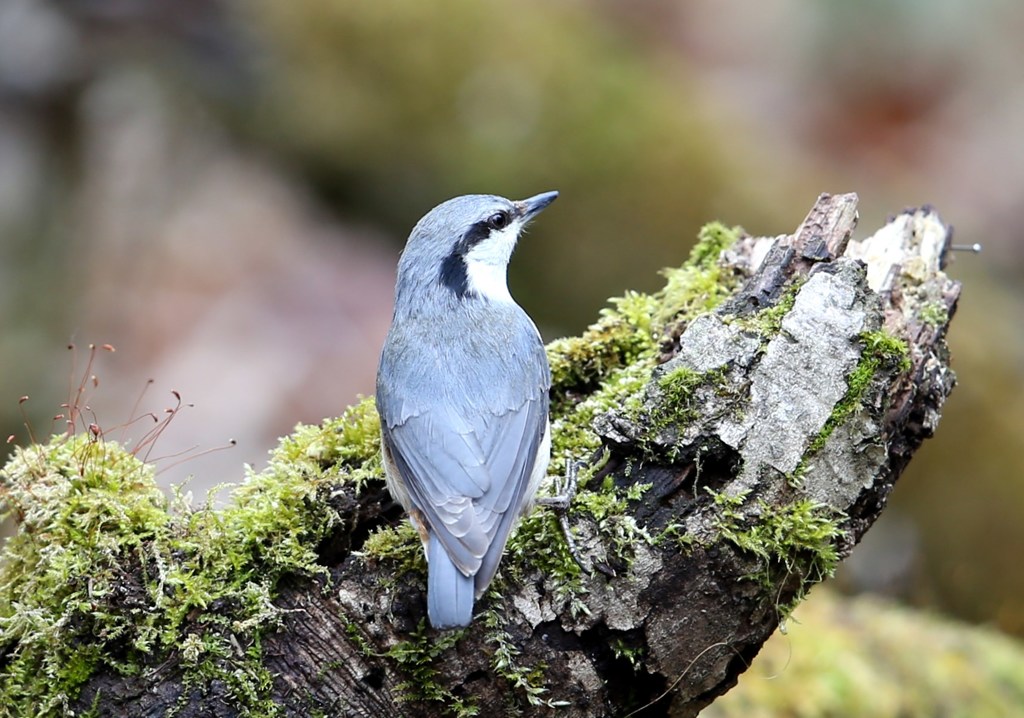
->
[458,210,514,252]
[460,221,492,251]
[438,208,514,299]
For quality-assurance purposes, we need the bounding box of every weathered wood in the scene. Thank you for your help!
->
[65,194,959,717]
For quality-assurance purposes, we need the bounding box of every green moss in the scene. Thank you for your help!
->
[658,365,706,406]
[273,396,382,487]
[657,521,697,551]
[547,291,659,406]
[919,301,949,327]
[734,278,806,339]
[656,365,727,424]
[385,622,478,716]
[806,329,911,455]
[547,292,659,476]
[860,329,912,373]
[711,490,844,617]
[548,222,741,406]
[610,637,645,669]
[548,222,743,470]
[655,261,738,327]
[0,436,170,714]
[0,397,383,717]
[611,364,730,463]
[505,222,742,629]
[358,521,425,582]
[480,603,569,711]
[688,221,742,270]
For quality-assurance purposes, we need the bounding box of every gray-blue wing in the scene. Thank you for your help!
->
[381,395,547,584]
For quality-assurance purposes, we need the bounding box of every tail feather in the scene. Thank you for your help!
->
[427,533,475,629]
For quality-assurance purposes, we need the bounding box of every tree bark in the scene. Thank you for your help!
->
[73,193,961,717]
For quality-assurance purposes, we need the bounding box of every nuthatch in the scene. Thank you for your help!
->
[376,191,558,629]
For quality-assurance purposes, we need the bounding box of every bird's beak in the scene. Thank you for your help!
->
[518,191,559,221]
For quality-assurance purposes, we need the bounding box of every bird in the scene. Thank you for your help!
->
[376,191,558,629]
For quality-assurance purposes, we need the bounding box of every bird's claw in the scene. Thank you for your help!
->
[537,458,591,574]
[538,458,581,509]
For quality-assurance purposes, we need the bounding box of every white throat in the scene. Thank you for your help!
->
[462,220,523,303]
[464,261,513,302]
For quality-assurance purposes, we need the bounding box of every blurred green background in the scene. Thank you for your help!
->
[2,0,1023,706]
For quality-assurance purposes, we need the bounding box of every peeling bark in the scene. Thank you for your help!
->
[73,193,961,717]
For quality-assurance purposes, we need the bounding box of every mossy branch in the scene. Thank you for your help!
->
[0,193,961,717]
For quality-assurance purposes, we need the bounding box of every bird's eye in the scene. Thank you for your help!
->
[487,211,511,230]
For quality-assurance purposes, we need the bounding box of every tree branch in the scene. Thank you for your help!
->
[0,194,960,717]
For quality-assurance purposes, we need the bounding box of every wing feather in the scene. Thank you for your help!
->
[382,396,547,579]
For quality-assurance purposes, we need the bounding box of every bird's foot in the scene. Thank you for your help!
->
[537,457,581,511]
[537,458,598,575]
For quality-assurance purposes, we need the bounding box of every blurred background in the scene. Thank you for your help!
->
[1,0,1022,681]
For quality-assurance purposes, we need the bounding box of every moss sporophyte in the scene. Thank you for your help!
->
[0,402,381,717]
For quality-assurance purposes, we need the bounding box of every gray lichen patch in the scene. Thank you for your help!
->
[563,652,603,693]
[667,314,761,374]
[717,262,874,483]
[561,541,663,633]
[799,413,887,509]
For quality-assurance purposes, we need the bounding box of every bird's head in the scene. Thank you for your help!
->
[395,191,558,305]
